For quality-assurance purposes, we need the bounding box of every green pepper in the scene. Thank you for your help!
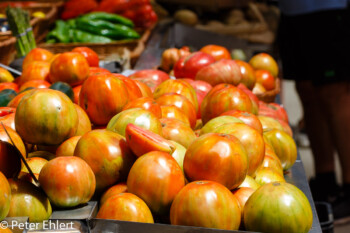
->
[71,29,113,43]
[46,20,70,43]
[80,12,134,28]
[75,17,140,40]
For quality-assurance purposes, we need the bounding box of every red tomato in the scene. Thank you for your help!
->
[0,172,10,220]
[73,104,92,136]
[199,115,243,136]
[72,85,82,104]
[133,80,153,98]
[127,151,185,215]
[160,118,196,149]
[100,182,128,207]
[244,182,313,233]
[0,108,15,130]
[72,47,99,67]
[173,51,216,79]
[235,60,256,90]
[39,156,96,208]
[97,193,154,223]
[184,133,248,190]
[249,52,279,77]
[79,73,129,126]
[129,69,170,92]
[220,110,263,134]
[201,83,253,124]
[170,181,241,230]
[7,89,35,108]
[74,129,135,192]
[200,44,231,61]
[255,69,276,91]
[122,97,162,118]
[258,101,289,123]
[0,82,19,93]
[113,74,143,101]
[50,52,90,86]
[55,136,81,157]
[19,80,50,92]
[156,93,197,129]
[89,67,110,76]
[232,187,255,220]
[160,105,191,127]
[19,61,50,86]
[0,107,15,117]
[0,125,26,158]
[22,48,53,70]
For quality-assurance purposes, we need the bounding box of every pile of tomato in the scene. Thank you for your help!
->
[0,45,312,233]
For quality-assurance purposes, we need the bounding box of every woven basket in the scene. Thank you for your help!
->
[0,2,61,65]
[255,78,280,103]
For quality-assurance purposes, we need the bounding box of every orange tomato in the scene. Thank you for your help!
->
[200,44,231,61]
[255,69,275,91]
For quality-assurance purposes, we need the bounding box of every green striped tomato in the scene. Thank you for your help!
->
[263,129,297,171]
[244,182,313,233]
[15,89,78,145]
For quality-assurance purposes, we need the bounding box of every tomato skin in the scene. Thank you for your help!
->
[107,108,162,137]
[0,107,16,130]
[55,136,81,157]
[22,48,53,70]
[249,52,279,77]
[15,89,78,145]
[201,83,253,124]
[79,73,129,126]
[232,187,255,220]
[199,44,231,61]
[239,175,260,190]
[39,156,95,208]
[173,52,216,80]
[127,151,185,215]
[19,61,50,86]
[156,93,197,129]
[72,47,99,67]
[220,110,263,134]
[0,172,10,221]
[50,52,90,86]
[133,80,153,98]
[235,60,257,90]
[72,85,82,104]
[0,125,26,158]
[123,97,162,118]
[170,180,241,230]
[113,74,143,101]
[74,129,135,192]
[129,69,170,92]
[259,101,289,123]
[184,133,248,190]
[74,104,92,136]
[100,182,128,207]
[255,69,276,91]
[19,80,50,92]
[160,118,196,149]
[160,46,191,72]
[244,182,313,233]
[97,193,154,223]
[160,105,191,127]
[0,82,19,93]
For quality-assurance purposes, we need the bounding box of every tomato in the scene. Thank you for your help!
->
[156,93,197,129]
[258,101,289,123]
[201,83,253,124]
[170,181,241,230]
[249,52,279,77]
[255,69,276,91]
[79,73,129,126]
[0,82,18,93]
[213,122,265,176]
[264,129,297,171]
[7,89,35,108]
[0,172,10,221]
[195,59,241,86]
[74,129,135,192]
[258,115,285,133]
[89,67,110,76]
[20,157,48,181]
[0,125,26,158]
[170,141,186,172]
[74,104,92,136]
[55,136,81,157]
[0,67,14,83]
[255,167,285,185]
[232,187,255,220]
[180,79,212,119]
[19,80,50,92]
[0,107,15,130]
[15,89,78,145]
[220,110,263,134]
[97,193,154,223]
[259,154,284,176]
[160,118,196,148]
[199,115,243,135]
[199,44,231,61]
[123,97,162,118]
[72,47,99,67]
[125,124,175,157]
[153,79,198,112]
[129,69,170,91]
[50,52,90,86]
[239,175,260,190]
[127,151,185,215]
[19,61,50,86]
[107,108,162,137]
[22,48,53,70]
[160,105,191,127]
[184,133,248,190]
[113,74,143,101]
[159,46,191,72]
[234,60,256,90]
[72,85,82,104]
[39,156,95,208]
[7,179,52,222]
[244,182,313,233]
[100,182,128,207]
[133,80,153,98]
[237,83,259,115]
[173,51,216,79]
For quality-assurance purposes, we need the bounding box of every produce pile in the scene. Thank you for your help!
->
[0,45,312,233]
[46,12,140,44]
